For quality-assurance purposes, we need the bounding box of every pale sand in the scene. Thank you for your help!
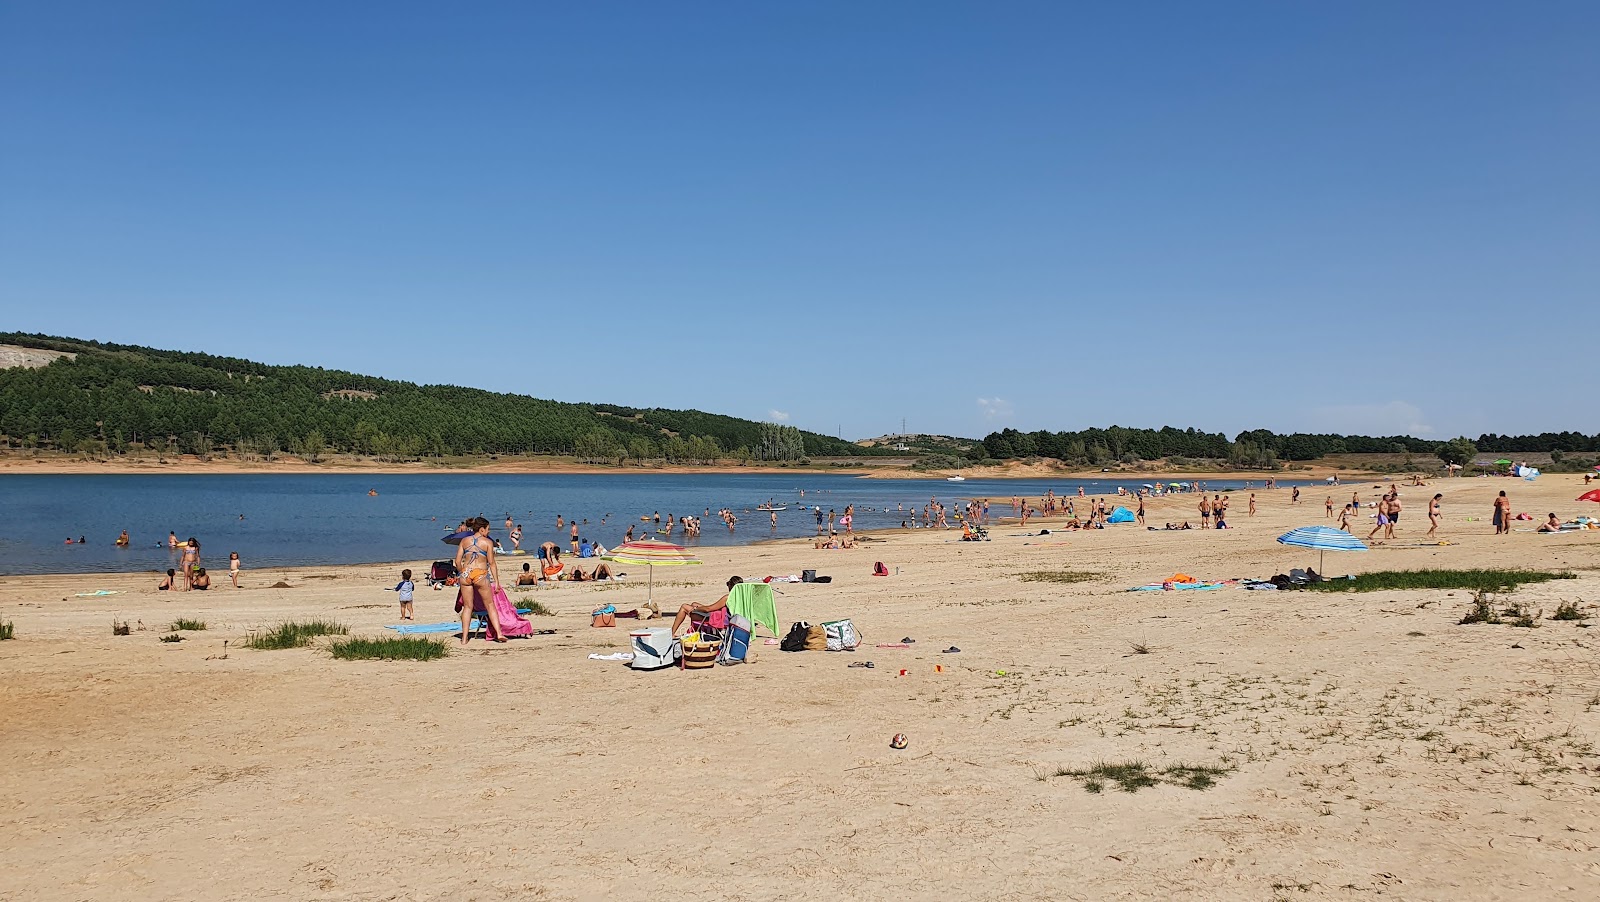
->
[2,476,1598,900]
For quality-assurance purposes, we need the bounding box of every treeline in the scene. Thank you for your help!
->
[981,425,1600,467]
[0,334,873,462]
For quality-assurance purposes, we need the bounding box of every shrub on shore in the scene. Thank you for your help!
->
[0,619,13,640]
[170,618,206,631]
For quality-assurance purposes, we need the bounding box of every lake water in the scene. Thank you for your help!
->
[0,472,1319,575]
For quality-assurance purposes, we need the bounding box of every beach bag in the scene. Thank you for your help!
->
[591,604,616,628]
[781,621,811,652]
[719,614,752,665]
[804,624,828,651]
[680,634,721,670]
[823,619,861,651]
[802,569,817,583]
[873,561,888,577]
[629,628,680,670]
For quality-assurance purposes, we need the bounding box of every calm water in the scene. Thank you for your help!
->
[0,472,1318,575]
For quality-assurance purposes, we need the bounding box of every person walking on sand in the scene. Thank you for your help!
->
[1291,486,1301,505]
[1367,497,1390,540]
[1493,491,1510,536]
[1325,496,1333,518]
[1249,493,1257,517]
[1385,492,1402,539]
[1427,494,1442,537]
[1337,504,1353,532]
[1136,495,1146,526]
[454,517,504,645]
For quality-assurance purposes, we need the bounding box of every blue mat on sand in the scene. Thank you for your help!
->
[385,609,531,633]
[1127,582,1224,592]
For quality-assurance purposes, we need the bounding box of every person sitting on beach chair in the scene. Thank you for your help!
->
[672,576,742,637]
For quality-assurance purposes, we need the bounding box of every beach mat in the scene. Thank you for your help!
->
[386,609,532,633]
[1127,582,1224,592]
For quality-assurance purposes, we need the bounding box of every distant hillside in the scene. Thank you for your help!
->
[856,433,980,454]
[0,334,879,463]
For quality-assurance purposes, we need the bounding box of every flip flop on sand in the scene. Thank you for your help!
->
[941,646,961,654]
[901,637,916,644]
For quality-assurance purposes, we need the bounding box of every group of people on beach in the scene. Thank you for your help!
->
[151,533,242,591]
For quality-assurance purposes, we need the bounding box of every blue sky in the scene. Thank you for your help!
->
[2,2,1595,442]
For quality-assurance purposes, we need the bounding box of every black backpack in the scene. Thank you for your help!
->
[780,621,811,652]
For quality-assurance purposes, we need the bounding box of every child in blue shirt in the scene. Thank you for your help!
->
[392,568,416,620]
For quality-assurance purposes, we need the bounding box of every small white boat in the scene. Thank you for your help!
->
[756,505,788,512]
[946,475,965,482]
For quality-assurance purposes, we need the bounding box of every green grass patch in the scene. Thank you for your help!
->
[243,618,348,650]
[513,596,554,616]
[170,618,207,631]
[1018,570,1102,585]
[1050,760,1234,794]
[1310,569,1574,593]
[329,635,451,661]
[0,619,13,640]
[158,633,184,643]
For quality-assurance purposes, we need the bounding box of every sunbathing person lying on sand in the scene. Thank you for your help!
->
[1537,513,1563,533]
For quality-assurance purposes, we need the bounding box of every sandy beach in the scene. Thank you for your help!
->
[3,475,1598,900]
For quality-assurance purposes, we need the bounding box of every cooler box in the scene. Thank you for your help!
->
[629,628,679,671]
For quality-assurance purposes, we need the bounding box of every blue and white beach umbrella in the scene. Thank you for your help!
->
[1276,525,1368,572]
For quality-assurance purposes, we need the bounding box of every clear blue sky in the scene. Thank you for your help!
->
[3,2,1595,442]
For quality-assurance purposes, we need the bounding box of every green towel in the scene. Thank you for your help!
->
[728,582,780,638]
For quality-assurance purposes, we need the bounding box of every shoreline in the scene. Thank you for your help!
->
[0,453,1379,482]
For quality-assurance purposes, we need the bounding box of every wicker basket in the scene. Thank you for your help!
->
[681,638,721,669]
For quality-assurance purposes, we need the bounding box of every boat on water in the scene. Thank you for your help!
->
[756,505,788,512]
[946,475,965,482]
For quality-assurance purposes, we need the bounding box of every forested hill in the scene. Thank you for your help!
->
[0,334,868,462]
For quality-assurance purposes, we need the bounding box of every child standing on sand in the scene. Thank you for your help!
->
[392,569,416,620]
[229,552,242,588]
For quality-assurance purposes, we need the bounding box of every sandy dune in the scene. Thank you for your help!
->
[3,476,1598,900]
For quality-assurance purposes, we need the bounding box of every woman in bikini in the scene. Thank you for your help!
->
[453,517,505,645]
[180,538,201,591]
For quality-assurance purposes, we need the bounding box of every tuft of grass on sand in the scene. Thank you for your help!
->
[170,618,207,631]
[1459,590,1503,625]
[517,598,554,616]
[1018,570,1102,585]
[328,635,450,661]
[158,633,183,643]
[1311,569,1574,593]
[0,619,13,640]
[1550,600,1587,622]
[244,619,348,650]
[112,619,131,636]
[1050,760,1234,794]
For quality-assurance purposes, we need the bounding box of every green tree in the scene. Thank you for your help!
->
[1436,437,1477,468]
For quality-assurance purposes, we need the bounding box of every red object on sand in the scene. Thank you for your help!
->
[1578,490,1600,503]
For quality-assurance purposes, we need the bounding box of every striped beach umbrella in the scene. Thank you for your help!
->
[1276,525,1368,572]
[601,540,701,607]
